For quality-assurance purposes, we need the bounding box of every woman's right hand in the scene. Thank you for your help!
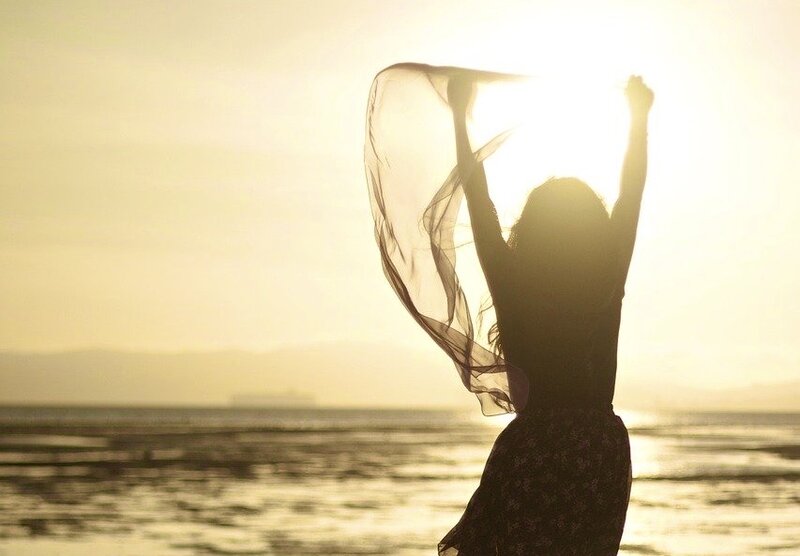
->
[625,75,654,117]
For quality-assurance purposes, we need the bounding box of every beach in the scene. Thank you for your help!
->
[0,407,798,555]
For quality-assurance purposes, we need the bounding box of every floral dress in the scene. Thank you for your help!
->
[439,406,631,556]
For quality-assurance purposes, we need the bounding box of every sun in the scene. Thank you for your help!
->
[464,75,630,227]
[451,74,634,334]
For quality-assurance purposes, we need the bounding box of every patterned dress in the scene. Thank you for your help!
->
[438,406,631,555]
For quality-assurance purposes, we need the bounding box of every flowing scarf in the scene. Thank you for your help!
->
[364,63,627,415]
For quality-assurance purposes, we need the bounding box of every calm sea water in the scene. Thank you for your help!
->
[0,407,798,555]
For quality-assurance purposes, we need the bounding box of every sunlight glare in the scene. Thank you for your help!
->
[467,75,630,222]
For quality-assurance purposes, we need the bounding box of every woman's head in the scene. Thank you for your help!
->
[508,177,616,311]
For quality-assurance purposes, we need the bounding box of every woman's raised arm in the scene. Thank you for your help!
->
[448,77,510,288]
[611,75,654,284]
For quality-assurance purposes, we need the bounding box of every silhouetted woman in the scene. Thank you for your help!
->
[438,75,654,555]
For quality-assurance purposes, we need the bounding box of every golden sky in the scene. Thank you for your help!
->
[2,1,799,396]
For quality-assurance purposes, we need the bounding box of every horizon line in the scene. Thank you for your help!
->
[1,402,799,415]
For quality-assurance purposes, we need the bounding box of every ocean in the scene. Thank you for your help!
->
[0,407,798,555]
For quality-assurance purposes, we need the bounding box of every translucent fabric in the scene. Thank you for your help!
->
[364,63,627,416]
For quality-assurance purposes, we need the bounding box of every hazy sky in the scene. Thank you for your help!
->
[2,1,799,395]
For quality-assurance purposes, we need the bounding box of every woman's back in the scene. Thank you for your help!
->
[495,278,624,409]
[467,172,627,410]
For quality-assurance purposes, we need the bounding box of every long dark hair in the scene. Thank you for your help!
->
[486,177,616,357]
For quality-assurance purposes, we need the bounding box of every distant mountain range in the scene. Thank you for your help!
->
[615,376,800,413]
[1,344,798,412]
[0,343,469,409]
[229,391,317,408]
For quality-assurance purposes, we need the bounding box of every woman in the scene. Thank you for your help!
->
[438,75,654,555]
